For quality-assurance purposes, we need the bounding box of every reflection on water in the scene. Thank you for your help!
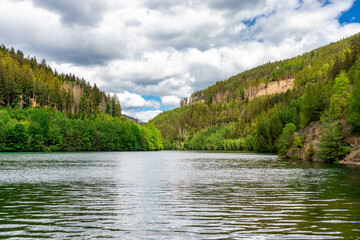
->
[0,151,359,239]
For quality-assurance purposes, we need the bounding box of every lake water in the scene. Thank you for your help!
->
[0,151,359,239]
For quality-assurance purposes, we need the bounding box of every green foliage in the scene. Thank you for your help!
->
[330,34,360,79]
[331,71,351,116]
[5,123,28,151]
[277,98,302,129]
[347,59,360,134]
[222,138,246,151]
[277,123,296,156]
[186,125,227,150]
[147,124,164,150]
[317,109,349,163]
[293,134,306,149]
[300,81,329,127]
[253,120,272,153]
[293,154,300,161]
[0,107,163,152]
[245,134,255,151]
[306,144,316,160]
[0,110,11,125]
[185,124,247,151]
[28,121,45,152]
[293,136,302,148]
[31,108,50,137]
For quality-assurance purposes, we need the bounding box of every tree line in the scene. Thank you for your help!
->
[0,107,163,152]
[0,45,121,118]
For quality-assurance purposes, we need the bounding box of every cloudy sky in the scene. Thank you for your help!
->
[1,0,360,121]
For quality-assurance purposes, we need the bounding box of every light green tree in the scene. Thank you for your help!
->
[331,71,351,116]
[277,123,296,156]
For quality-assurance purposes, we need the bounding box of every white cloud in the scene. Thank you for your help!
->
[161,95,180,108]
[117,91,160,109]
[123,110,163,122]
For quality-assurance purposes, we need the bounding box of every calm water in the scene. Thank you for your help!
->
[0,151,359,239]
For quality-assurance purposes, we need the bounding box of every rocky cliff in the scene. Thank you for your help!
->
[285,120,360,165]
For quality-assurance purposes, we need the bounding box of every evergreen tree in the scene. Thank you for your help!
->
[347,59,360,134]
[317,109,349,163]
[300,81,329,127]
[254,121,272,153]
[277,123,296,156]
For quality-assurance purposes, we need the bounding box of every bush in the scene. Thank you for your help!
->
[293,133,306,149]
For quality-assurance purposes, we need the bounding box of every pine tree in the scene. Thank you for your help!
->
[317,109,349,163]
[300,81,329,127]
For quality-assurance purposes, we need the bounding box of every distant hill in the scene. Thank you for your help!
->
[151,33,360,164]
[123,114,142,124]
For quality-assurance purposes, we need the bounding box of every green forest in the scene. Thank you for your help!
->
[0,45,163,152]
[152,33,360,163]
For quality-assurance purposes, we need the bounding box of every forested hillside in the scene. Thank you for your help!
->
[152,33,360,163]
[0,45,121,117]
[0,45,163,152]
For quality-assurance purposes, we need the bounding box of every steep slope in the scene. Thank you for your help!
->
[152,33,360,163]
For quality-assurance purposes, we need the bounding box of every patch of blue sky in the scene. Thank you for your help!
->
[243,18,257,27]
[295,0,304,10]
[140,106,162,111]
[320,0,331,7]
[160,106,172,111]
[142,95,171,111]
[143,95,161,103]
[339,0,360,24]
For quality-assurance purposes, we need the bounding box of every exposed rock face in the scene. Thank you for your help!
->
[286,121,323,162]
[341,121,360,165]
[182,79,295,107]
[285,120,360,165]
[245,79,294,100]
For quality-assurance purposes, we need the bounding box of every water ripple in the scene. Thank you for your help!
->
[0,151,359,239]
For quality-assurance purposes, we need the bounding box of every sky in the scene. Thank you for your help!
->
[0,0,360,122]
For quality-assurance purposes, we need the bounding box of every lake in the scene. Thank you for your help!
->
[0,151,359,239]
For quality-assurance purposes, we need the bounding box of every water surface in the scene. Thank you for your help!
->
[0,151,359,239]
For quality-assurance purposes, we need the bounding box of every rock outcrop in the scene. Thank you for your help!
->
[245,79,294,100]
[285,120,360,165]
[341,121,360,165]
[285,121,323,162]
